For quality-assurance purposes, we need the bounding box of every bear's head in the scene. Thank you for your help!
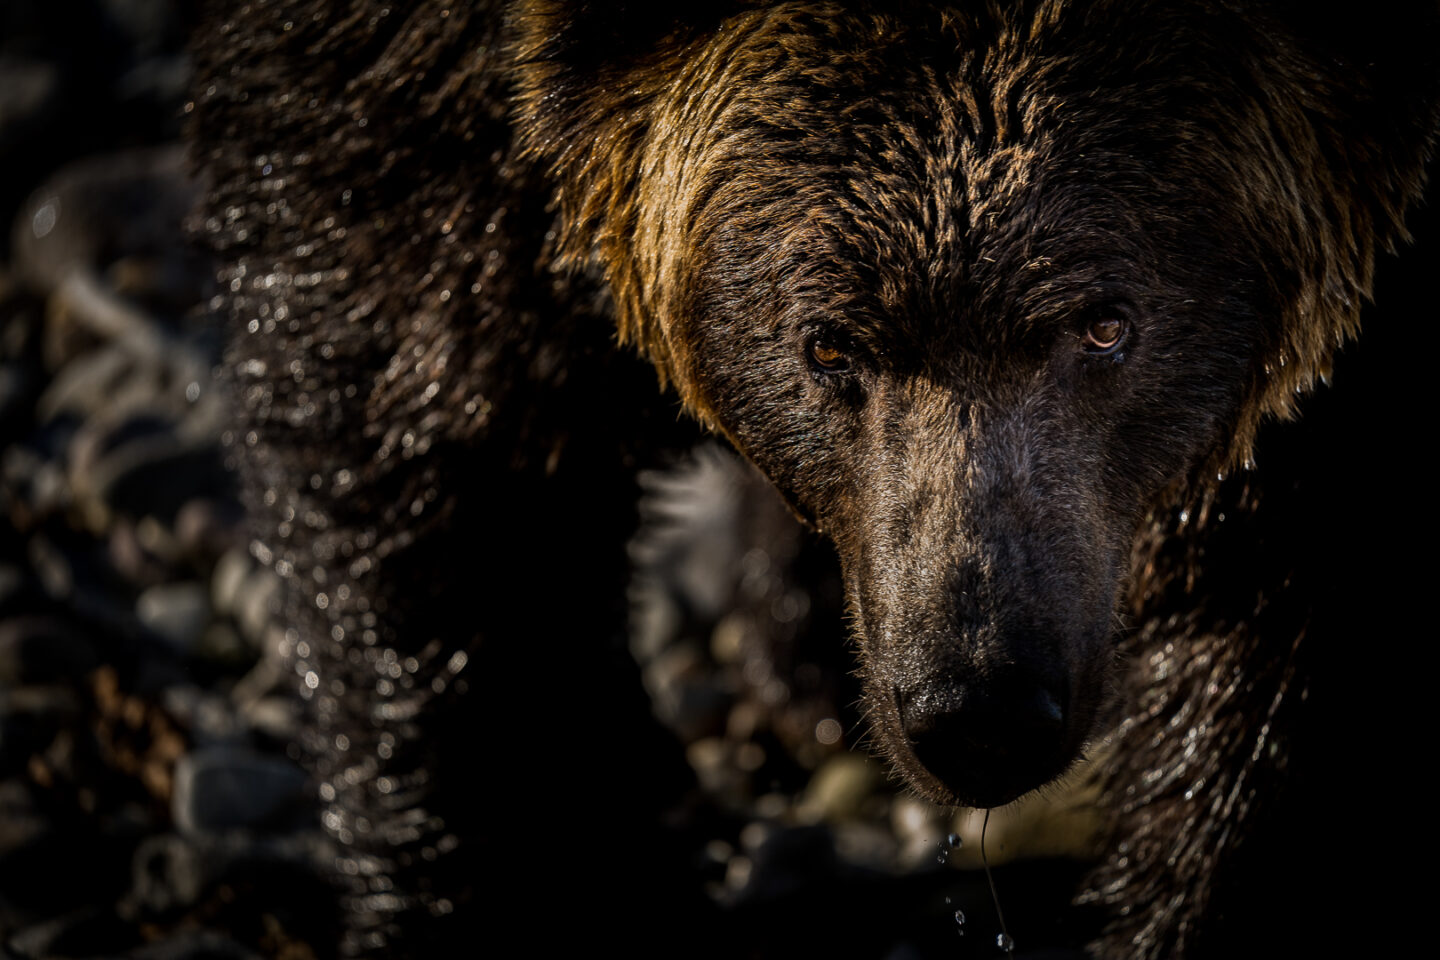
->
[512,2,1436,807]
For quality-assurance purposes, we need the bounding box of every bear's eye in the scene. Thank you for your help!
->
[807,338,850,373]
[1083,317,1128,355]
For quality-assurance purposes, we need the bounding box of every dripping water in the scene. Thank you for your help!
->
[980,809,1015,958]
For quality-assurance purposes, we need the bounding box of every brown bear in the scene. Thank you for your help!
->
[191,1,1437,957]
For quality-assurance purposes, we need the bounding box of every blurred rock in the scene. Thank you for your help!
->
[192,623,252,672]
[109,519,173,586]
[891,795,948,870]
[686,737,739,799]
[209,548,251,618]
[796,753,881,824]
[644,641,730,743]
[127,833,206,914]
[161,686,240,747]
[0,9,339,958]
[136,582,209,652]
[171,747,307,836]
[39,345,134,420]
[12,146,197,296]
[174,498,241,560]
[4,446,66,526]
[233,569,281,648]
[238,696,300,744]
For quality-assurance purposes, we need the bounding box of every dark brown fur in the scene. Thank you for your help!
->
[514,0,1435,810]
[194,2,1438,957]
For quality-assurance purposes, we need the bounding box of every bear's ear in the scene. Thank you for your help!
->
[1231,3,1439,447]
[1170,3,1440,465]
[508,0,744,223]
[508,1,749,383]
[1268,2,1440,247]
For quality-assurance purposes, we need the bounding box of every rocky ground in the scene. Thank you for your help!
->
[0,6,1098,958]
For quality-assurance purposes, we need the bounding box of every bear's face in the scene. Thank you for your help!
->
[674,221,1256,808]
[652,73,1266,807]
[514,3,1430,807]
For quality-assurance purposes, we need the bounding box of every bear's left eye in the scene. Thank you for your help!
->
[807,337,850,373]
[1083,317,1128,355]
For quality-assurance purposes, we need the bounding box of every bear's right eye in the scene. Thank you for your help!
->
[807,337,850,373]
[1083,316,1129,356]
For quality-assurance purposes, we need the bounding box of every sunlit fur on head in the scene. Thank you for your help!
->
[511,0,1436,471]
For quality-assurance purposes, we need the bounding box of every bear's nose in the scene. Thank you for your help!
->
[898,681,1067,808]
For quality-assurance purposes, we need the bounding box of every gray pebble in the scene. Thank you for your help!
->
[27,533,72,599]
[109,520,169,586]
[127,833,206,913]
[239,695,300,742]
[233,569,280,647]
[39,344,136,423]
[12,145,195,295]
[171,746,308,836]
[3,446,67,523]
[136,581,210,651]
[209,547,252,618]
[194,622,250,669]
[173,498,240,561]
[161,685,241,746]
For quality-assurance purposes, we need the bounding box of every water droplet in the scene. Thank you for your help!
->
[996,932,1015,952]
[31,199,58,238]
[814,718,842,744]
[947,832,963,849]
[954,909,966,933]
